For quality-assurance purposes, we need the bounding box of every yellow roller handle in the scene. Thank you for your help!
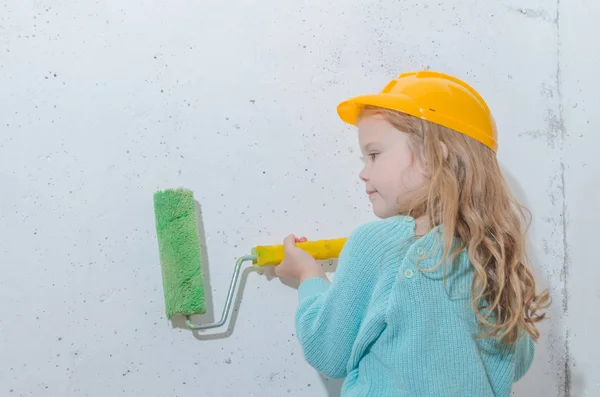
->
[251,237,348,267]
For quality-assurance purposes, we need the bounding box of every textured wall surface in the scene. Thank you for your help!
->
[1,1,597,396]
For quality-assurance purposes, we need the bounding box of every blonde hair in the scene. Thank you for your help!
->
[359,105,550,344]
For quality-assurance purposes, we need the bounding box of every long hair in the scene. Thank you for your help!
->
[359,105,550,344]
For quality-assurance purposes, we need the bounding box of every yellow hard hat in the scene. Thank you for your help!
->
[336,71,498,152]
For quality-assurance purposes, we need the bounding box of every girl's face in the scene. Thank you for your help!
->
[357,114,427,219]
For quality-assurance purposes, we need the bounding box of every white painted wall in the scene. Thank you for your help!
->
[1,1,597,396]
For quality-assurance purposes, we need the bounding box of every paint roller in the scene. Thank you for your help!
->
[152,188,347,329]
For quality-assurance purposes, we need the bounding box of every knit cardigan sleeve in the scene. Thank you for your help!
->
[294,224,380,379]
[513,331,535,382]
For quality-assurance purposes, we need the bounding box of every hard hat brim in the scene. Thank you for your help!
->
[337,93,421,126]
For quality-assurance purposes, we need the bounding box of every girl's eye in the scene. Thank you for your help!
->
[360,153,379,163]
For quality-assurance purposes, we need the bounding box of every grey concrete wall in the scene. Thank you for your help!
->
[559,1,600,395]
[1,1,597,396]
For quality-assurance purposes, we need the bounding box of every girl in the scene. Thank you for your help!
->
[274,71,550,396]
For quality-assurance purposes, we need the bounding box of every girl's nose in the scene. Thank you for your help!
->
[359,167,368,182]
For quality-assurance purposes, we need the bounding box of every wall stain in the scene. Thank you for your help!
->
[540,83,555,99]
[559,161,571,397]
[506,6,553,23]
[555,0,571,394]
[519,108,563,148]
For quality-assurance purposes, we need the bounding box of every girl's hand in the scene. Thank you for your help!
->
[274,234,327,283]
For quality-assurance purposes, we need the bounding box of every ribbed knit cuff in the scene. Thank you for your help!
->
[298,277,331,302]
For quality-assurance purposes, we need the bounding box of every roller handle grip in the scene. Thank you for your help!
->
[251,237,347,267]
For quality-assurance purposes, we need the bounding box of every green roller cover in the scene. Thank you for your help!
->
[153,188,206,319]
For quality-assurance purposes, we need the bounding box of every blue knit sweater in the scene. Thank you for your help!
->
[295,215,534,396]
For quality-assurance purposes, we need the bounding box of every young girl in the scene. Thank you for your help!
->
[274,71,550,396]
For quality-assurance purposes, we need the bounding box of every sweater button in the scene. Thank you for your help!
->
[404,269,414,278]
[417,247,425,256]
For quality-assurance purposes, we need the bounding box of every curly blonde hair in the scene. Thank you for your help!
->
[359,105,551,344]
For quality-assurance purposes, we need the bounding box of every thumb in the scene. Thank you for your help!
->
[283,234,297,251]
